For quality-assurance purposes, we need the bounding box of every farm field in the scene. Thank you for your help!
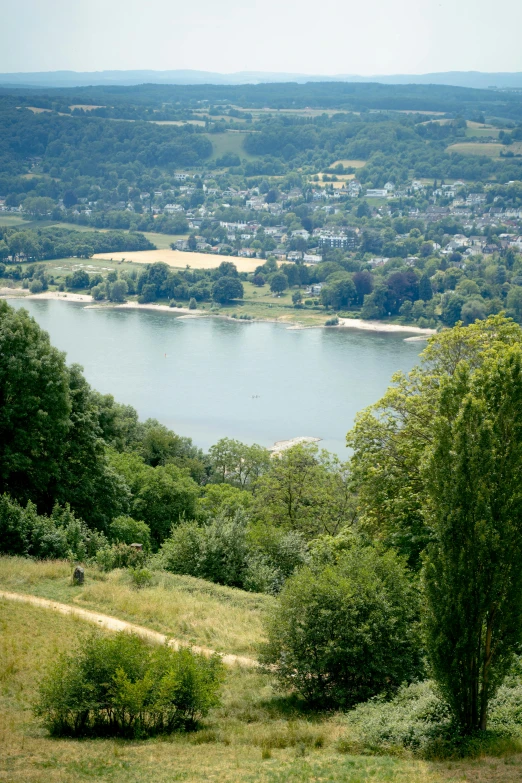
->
[1,559,521,783]
[93,248,263,272]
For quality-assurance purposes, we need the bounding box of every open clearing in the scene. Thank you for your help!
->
[0,557,270,656]
[330,159,367,169]
[446,142,506,158]
[94,248,262,272]
[1,559,521,783]
[205,131,258,161]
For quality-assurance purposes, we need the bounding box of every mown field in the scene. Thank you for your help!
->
[1,557,521,783]
[446,142,522,158]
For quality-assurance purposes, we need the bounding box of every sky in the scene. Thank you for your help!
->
[1,0,521,75]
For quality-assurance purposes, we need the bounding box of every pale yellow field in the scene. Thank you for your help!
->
[93,249,262,272]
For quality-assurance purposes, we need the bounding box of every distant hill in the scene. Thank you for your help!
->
[1,69,522,90]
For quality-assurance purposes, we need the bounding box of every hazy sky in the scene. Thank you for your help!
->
[1,0,521,75]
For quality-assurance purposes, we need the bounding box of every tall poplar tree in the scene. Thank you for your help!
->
[423,346,522,732]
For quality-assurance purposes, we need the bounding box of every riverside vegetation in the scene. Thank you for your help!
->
[2,301,522,780]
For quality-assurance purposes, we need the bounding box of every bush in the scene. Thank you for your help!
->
[325,316,339,326]
[96,542,147,572]
[188,297,197,310]
[109,515,151,551]
[338,668,522,758]
[29,278,44,294]
[261,545,423,708]
[36,632,224,737]
[129,566,153,589]
[0,494,107,560]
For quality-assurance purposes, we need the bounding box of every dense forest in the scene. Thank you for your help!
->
[4,81,522,118]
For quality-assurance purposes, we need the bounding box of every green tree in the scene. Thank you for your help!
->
[254,443,355,538]
[208,438,270,488]
[423,346,522,732]
[212,276,244,304]
[506,285,522,323]
[320,276,356,310]
[109,451,198,546]
[262,545,422,707]
[269,272,289,294]
[108,279,128,303]
[0,302,70,508]
[418,273,433,301]
[347,316,522,567]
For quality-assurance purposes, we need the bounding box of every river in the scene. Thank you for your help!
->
[9,300,423,456]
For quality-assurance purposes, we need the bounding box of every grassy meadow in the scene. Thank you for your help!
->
[204,131,257,161]
[446,142,505,158]
[0,557,271,656]
[1,558,522,783]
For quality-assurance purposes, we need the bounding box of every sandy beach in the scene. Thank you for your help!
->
[0,288,93,303]
[338,317,436,335]
[269,436,322,455]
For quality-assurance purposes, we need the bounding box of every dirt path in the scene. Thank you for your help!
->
[0,590,258,668]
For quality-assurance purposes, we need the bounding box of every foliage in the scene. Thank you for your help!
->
[347,315,522,567]
[208,437,270,488]
[212,276,244,303]
[95,542,147,572]
[36,632,224,737]
[109,450,199,547]
[0,494,107,560]
[254,443,356,538]
[262,545,423,707]
[108,515,151,551]
[341,668,522,758]
[157,511,308,594]
[423,344,522,732]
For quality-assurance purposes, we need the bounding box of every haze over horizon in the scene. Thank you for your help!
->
[2,0,522,77]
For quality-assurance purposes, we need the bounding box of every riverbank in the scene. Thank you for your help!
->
[0,288,93,303]
[0,287,436,334]
[338,317,436,335]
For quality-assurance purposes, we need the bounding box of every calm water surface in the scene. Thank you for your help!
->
[11,300,423,455]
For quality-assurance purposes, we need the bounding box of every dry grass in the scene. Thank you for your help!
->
[1,598,522,783]
[0,557,272,656]
[93,248,262,272]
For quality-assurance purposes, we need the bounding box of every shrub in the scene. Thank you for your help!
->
[261,545,423,708]
[36,632,224,737]
[338,668,522,758]
[325,316,339,326]
[109,515,151,551]
[0,494,107,560]
[96,542,147,572]
[188,297,197,310]
[129,566,153,589]
[156,521,205,577]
